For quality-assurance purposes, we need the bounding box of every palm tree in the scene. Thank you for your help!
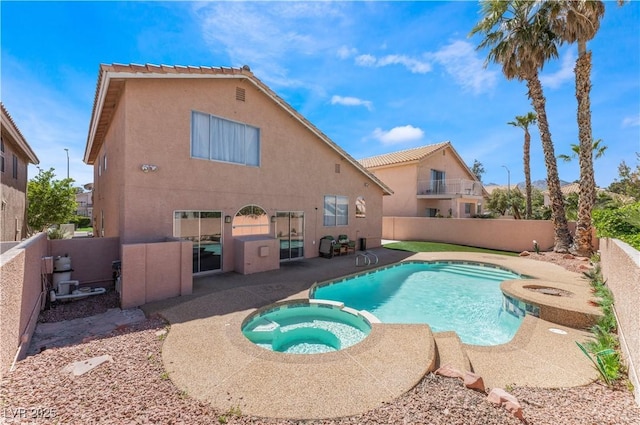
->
[471,0,572,252]
[546,1,605,257]
[508,112,537,219]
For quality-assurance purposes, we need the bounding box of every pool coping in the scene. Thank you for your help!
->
[156,250,601,419]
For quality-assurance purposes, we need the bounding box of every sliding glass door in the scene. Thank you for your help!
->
[174,211,222,273]
[276,211,304,261]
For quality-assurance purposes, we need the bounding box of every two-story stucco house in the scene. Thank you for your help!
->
[83,64,391,286]
[1,103,39,242]
[359,142,485,218]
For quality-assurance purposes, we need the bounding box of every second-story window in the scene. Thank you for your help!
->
[191,111,260,167]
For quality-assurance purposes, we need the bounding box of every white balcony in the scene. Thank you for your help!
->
[417,179,483,198]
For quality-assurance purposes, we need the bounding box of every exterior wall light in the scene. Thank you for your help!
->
[141,164,158,173]
[224,215,232,223]
[271,215,277,223]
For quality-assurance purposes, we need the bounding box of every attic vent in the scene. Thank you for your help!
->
[236,87,246,102]
[335,163,341,174]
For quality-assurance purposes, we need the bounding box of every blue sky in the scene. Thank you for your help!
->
[1,1,638,188]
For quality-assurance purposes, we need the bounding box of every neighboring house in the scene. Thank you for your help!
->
[83,64,392,278]
[542,182,631,206]
[359,142,485,218]
[0,103,39,241]
[75,183,93,217]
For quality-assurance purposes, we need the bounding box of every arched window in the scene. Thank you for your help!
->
[232,205,269,236]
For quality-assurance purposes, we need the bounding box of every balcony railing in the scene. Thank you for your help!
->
[417,179,482,197]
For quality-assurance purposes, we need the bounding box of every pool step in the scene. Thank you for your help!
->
[433,264,518,281]
[433,331,471,372]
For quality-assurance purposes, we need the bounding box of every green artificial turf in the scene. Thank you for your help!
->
[383,241,518,256]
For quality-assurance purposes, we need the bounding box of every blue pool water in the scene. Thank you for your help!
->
[311,261,524,346]
[242,301,372,354]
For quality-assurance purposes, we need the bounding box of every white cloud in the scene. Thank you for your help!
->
[193,2,346,87]
[372,125,424,145]
[540,50,576,89]
[354,54,432,74]
[331,95,373,110]
[429,40,497,94]
[337,45,357,59]
[622,114,640,128]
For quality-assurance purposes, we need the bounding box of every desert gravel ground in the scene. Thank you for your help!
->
[2,252,639,424]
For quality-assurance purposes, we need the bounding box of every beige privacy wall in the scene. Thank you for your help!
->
[382,217,586,252]
[0,233,47,380]
[600,238,640,406]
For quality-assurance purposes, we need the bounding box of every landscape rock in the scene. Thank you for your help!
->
[519,251,531,257]
[463,372,485,393]
[488,388,524,421]
[435,364,464,379]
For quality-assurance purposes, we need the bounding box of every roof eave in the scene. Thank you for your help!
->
[0,104,39,164]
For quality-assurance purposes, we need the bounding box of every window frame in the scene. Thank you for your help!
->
[323,195,349,227]
[190,110,261,167]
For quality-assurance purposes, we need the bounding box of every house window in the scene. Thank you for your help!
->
[465,203,472,215]
[355,196,366,218]
[232,205,269,236]
[103,154,107,172]
[323,195,348,226]
[191,111,260,166]
[12,155,18,179]
[0,138,4,173]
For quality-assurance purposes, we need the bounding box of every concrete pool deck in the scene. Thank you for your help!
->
[145,249,601,419]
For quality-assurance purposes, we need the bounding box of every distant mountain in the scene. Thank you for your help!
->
[515,179,571,191]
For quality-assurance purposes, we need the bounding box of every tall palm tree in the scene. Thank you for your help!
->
[508,112,537,219]
[546,1,605,257]
[471,0,572,252]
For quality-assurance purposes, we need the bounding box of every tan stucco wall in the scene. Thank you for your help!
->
[49,237,120,288]
[93,78,384,273]
[0,184,27,241]
[1,139,29,241]
[92,91,126,239]
[369,163,419,216]
[600,238,640,405]
[0,233,47,379]
[382,217,580,252]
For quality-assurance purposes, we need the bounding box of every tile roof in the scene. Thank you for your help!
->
[358,142,450,168]
[0,102,39,164]
[84,63,393,195]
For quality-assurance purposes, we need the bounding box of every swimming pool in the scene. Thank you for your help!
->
[310,261,525,345]
[242,300,374,354]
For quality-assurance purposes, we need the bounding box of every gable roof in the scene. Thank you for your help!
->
[358,142,451,169]
[0,103,39,164]
[84,63,392,195]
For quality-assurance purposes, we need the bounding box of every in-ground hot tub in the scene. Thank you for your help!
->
[241,299,377,354]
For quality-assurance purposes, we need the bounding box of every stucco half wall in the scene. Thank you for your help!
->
[600,238,640,406]
[121,240,192,309]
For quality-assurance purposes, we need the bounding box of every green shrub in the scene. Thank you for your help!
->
[69,215,91,229]
[593,202,640,250]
